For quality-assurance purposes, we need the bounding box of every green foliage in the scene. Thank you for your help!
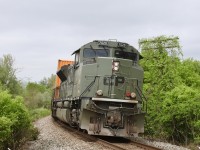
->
[40,74,56,89]
[0,54,23,96]
[24,82,51,109]
[0,54,53,149]
[24,74,55,110]
[178,59,200,87]
[140,35,182,93]
[26,82,46,93]
[160,85,200,144]
[139,35,200,145]
[0,91,32,149]
[29,108,50,121]
[23,76,54,127]
[0,117,12,144]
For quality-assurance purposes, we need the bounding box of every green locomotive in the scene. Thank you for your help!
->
[52,40,146,137]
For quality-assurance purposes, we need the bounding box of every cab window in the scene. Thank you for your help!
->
[115,50,137,61]
[83,49,109,58]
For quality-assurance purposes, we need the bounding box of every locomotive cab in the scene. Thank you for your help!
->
[52,40,146,137]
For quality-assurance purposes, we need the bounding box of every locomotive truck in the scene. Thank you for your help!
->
[51,40,146,137]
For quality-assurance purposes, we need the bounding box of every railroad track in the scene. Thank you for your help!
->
[52,117,162,150]
[130,141,162,150]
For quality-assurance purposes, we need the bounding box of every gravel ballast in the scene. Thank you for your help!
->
[22,116,111,150]
[22,116,191,150]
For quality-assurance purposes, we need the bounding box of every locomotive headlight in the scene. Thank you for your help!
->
[112,61,120,71]
[130,92,136,99]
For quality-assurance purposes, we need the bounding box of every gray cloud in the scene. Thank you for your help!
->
[0,0,200,81]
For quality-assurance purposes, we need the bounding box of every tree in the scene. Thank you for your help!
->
[160,85,200,144]
[24,82,46,109]
[40,74,56,89]
[139,35,182,94]
[139,35,200,145]
[24,74,55,109]
[0,54,22,96]
[178,59,200,88]
[0,54,41,149]
[139,36,182,131]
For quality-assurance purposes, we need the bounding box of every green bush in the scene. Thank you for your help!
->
[0,117,12,149]
[160,85,200,144]
[0,91,32,149]
[140,36,200,146]
[24,82,51,109]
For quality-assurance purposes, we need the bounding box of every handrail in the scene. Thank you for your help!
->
[135,79,147,113]
[123,77,147,113]
[80,76,100,97]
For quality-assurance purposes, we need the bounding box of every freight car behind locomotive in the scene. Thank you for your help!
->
[51,40,146,137]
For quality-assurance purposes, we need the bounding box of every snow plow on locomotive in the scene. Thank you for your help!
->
[51,40,146,137]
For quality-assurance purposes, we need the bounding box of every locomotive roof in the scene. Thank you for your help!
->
[72,40,139,55]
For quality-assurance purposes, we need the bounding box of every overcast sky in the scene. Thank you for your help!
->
[0,0,200,82]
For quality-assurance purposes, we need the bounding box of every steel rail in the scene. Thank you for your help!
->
[53,118,126,150]
[53,117,162,150]
[130,141,162,150]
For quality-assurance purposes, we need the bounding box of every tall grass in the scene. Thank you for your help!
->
[29,108,50,121]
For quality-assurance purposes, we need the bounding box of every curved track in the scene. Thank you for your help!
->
[53,117,161,150]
